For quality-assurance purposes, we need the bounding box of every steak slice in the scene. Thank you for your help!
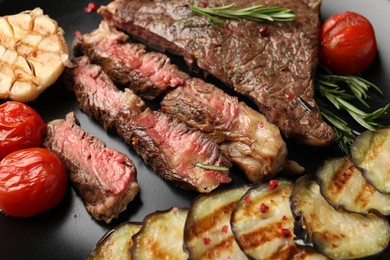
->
[66,56,232,193]
[129,108,232,192]
[43,112,139,223]
[161,78,288,182]
[99,0,336,146]
[73,21,189,100]
[64,56,146,130]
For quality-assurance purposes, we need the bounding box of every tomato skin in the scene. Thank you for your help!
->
[0,148,68,217]
[319,11,377,75]
[0,101,46,159]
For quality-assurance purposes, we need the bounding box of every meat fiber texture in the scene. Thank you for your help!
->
[65,56,232,193]
[73,21,189,100]
[162,78,288,182]
[99,0,336,147]
[74,23,287,183]
[43,112,139,223]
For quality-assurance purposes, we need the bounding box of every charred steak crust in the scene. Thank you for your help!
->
[99,0,335,146]
[73,21,189,100]
[43,112,139,224]
[66,56,231,193]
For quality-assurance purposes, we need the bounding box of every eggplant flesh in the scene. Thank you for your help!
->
[291,175,390,260]
[89,222,142,260]
[130,207,189,260]
[317,156,390,216]
[351,127,390,193]
[231,179,327,260]
[184,185,250,260]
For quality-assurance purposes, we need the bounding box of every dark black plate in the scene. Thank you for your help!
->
[0,0,389,259]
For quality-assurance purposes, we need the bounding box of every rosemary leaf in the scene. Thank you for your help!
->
[319,106,357,154]
[190,3,295,25]
[195,162,229,172]
[315,68,390,153]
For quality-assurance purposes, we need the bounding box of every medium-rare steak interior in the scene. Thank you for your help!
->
[66,56,232,193]
[43,112,139,224]
[74,24,287,182]
[161,78,288,182]
[73,21,189,100]
[99,0,336,146]
[130,108,232,192]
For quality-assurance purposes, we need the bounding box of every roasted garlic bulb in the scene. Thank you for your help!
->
[0,8,69,102]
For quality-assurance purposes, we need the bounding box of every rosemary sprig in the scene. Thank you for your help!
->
[189,3,295,25]
[315,69,390,152]
[195,162,229,172]
[318,105,359,153]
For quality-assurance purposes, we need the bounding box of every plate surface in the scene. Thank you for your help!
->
[0,0,389,259]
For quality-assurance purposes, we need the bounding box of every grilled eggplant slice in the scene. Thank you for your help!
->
[317,156,390,216]
[130,207,189,259]
[291,175,390,259]
[231,180,295,259]
[184,185,250,259]
[351,127,390,193]
[89,222,142,260]
[231,179,327,260]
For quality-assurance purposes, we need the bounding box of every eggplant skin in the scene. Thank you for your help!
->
[291,175,390,260]
[316,156,390,216]
[351,127,390,193]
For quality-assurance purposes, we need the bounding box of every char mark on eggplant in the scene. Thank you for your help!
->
[98,0,335,147]
[65,56,232,193]
[43,112,139,223]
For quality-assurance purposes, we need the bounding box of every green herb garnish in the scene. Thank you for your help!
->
[195,163,229,172]
[315,68,390,153]
[189,3,295,25]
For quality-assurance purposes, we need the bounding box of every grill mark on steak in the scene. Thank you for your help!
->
[73,21,189,100]
[66,56,232,193]
[99,0,336,147]
[162,78,288,182]
[43,112,139,223]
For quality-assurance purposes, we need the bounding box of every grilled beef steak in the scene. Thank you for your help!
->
[130,108,232,192]
[66,56,232,193]
[99,0,335,146]
[73,21,189,100]
[44,112,139,223]
[64,56,146,130]
[161,78,287,182]
[73,24,286,182]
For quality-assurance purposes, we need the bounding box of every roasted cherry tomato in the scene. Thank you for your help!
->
[0,148,68,217]
[0,101,46,159]
[319,11,377,75]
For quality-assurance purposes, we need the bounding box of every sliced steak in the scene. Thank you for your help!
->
[73,21,189,100]
[129,108,232,192]
[43,112,139,223]
[65,56,146,130]
[66,56,231,193]
[99,0,336,146]
[161,78,287,182]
